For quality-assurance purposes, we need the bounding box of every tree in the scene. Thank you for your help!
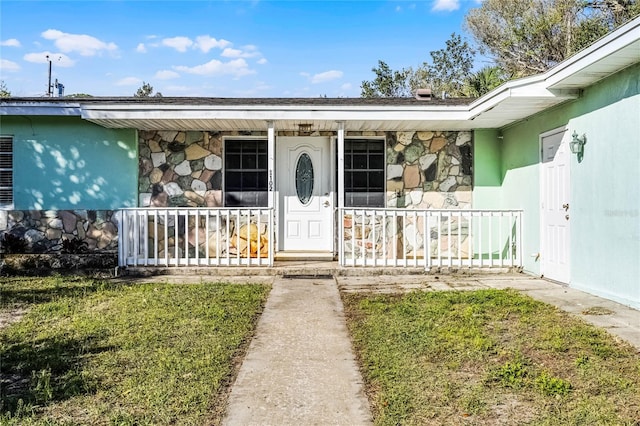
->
[361,34,476,98]
[421,33,476,97]
[462,66,509,97]
[134,82,163,98]
[66,93,93,98]
[0,81,11,98]
[360,60,413,98]
[465,0,640,77]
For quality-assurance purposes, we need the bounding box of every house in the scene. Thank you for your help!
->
[1,17,638,308]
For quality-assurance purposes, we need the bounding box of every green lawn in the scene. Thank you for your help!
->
[0,276,270,425]
[343,289,640,425]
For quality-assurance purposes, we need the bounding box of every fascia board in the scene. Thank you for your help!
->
[545,17,640,88]
[0,102,81,116]
[80,107,470,122]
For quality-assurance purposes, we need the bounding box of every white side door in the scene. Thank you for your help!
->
[277,137,333,252]
[540,128,571,283]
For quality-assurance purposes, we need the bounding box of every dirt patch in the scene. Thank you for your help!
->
[0,307,28,330]
[582,306,614,316]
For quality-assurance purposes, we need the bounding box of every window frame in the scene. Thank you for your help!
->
[0,135,13,209]
[223,137,269,208]
[343,137,386,208]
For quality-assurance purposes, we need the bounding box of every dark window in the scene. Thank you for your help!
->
[0,136,12,207]
[295,153,314,205]
[344,139,385,207]
[224,139,268,207]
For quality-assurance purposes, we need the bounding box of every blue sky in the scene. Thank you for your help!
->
[0,0,483,97]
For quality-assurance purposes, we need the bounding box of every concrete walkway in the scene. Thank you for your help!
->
[222,276,372,426]
[126,270,640,424]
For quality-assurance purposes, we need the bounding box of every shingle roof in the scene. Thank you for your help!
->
[3,96,474,107]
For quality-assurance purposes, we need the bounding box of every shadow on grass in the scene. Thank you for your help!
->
[0,331,116,415]
[0,277,114,308]
[0,277,120,416]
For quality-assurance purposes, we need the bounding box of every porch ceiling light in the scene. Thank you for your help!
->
[570,131,586,154]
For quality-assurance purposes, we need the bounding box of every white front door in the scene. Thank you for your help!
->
[277,137,333,252]
[540,128,571,283]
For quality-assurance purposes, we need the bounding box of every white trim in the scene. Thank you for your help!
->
[0,103,81,116]
[337,122,345,208]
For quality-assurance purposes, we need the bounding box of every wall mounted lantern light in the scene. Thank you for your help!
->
[570,131,586,155]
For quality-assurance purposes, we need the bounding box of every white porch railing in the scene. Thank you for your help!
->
[339,208,523,269]
[118,208,273,267]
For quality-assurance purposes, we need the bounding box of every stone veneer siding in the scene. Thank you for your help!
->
[386,131,473,209]
[138,129,473,209]
[0,210,118,253]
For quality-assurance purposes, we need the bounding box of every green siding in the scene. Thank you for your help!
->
[474,63,640,309]
[1,116,137,210]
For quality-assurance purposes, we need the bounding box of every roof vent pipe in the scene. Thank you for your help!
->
[414,88,432,101]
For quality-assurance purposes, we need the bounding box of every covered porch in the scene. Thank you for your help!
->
[79,98,536,271]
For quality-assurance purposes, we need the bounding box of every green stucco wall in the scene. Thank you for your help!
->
[472,129,502,210]
[1,116,137,210]
[474,62,640,309]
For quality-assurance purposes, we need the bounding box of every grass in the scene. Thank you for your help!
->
[0,276,270,425]
[343,289,640,425]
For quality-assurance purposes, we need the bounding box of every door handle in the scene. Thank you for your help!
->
[323,201,330,208]
[562,203,569,211]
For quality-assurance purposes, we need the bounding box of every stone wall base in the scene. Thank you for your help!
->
[0,253,117,277]
[0,210,118,254]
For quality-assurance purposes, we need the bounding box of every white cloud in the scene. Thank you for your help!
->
[1,38,21,47]
[340,83,352,91]
[136,43,147,53]
[310,70,343,84]
[221,46,260,59]
[174,58,255,77]
[221,48,243,58]
[41,29,117,56]
[0,59,20,72]
[432,0,460,12]
[233,82,273,96]
[155,70,180,80]
[257,58,268,65]
[23,51,75,67]
[115,76,142,86]
[195,35,231,53]
[162,36,193,52]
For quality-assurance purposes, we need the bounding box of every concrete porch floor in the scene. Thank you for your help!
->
[121,260,514,278]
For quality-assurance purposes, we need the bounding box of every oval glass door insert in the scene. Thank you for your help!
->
[295,153,314,204]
